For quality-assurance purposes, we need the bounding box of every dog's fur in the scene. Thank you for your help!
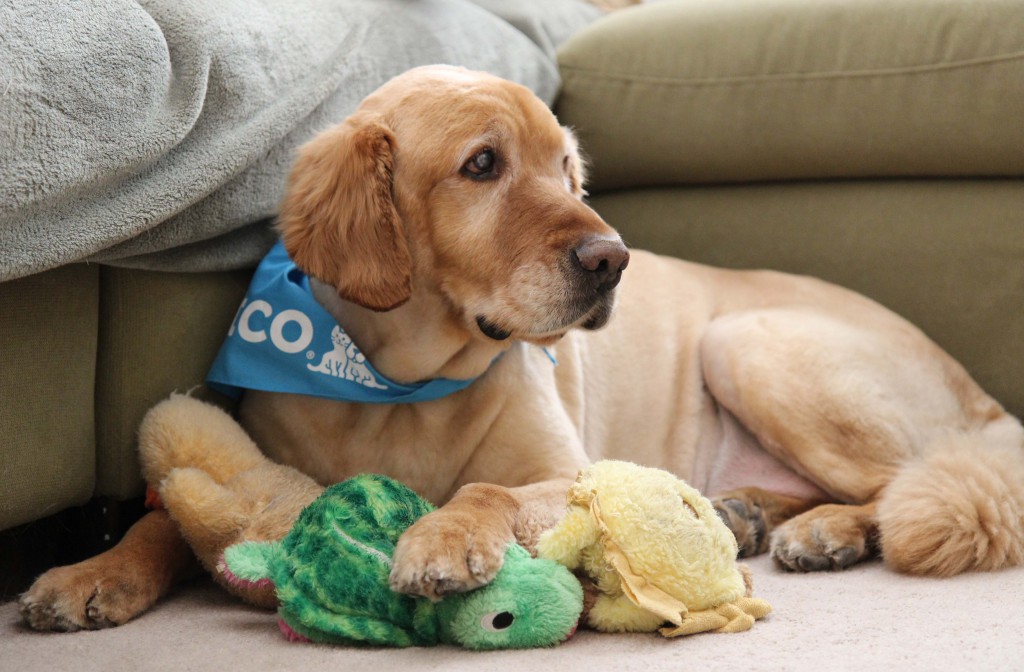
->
[21,66,1024,630]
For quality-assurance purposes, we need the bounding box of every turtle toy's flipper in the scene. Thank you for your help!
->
[219,540,281,592]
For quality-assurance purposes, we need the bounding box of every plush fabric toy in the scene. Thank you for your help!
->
[139,395,582,649]
[536,460,772,637]
[139,394,325,609]
[221,474,583,649]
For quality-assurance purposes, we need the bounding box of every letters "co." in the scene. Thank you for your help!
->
[229,299,313,354]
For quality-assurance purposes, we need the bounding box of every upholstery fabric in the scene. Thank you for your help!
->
[557,0,1024,191]
[0,266,98,530]
[94,267,251,498]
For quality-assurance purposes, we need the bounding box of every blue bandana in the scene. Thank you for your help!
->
[207,241,482,403]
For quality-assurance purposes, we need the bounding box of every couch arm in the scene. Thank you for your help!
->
[556,0,1024,192]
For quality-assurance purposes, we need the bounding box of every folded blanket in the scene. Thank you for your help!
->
[0,0,600,281]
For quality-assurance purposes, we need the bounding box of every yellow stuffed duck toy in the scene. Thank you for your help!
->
[536,460,772,637]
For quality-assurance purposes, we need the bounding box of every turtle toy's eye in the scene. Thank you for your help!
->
[480,611,515,632]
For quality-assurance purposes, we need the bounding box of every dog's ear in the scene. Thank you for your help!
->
[562,126,589,198]
[278,113,412,312]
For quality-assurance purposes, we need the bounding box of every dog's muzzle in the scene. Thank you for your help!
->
[572,235,629,294]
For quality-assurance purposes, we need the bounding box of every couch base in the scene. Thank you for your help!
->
[1,265,250,533]
[0,266,98,531]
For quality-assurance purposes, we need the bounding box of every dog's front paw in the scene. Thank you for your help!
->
[389,508,513,601]
[19,560,159,631]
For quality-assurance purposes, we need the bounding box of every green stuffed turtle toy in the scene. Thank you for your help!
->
[220,473,583,649]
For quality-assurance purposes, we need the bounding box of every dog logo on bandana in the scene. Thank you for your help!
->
[308,326,387,389]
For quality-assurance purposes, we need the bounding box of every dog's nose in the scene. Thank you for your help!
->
[573,236,630,291]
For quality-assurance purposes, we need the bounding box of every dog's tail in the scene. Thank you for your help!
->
[877,417,1024,576]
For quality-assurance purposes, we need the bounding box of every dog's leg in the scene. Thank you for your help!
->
[19,510,198,631]
[711,487,822,558]
[700,308,1018,573]
[389,478,573,600]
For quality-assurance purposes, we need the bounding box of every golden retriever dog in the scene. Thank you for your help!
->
[20,65,1024,630]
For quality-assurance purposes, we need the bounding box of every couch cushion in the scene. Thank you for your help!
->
[557,0,1024,191]
[94,267,251,499]
[0,265,98,530]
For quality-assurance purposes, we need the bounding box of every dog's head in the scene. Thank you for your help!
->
[279,65,628,345]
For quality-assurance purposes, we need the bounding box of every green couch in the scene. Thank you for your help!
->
[560,0,1024,419]
[3,0,1022,593]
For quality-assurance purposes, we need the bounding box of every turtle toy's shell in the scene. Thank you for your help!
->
[537,460,771,636]
[273,474,438,646]
[575,461,746,612]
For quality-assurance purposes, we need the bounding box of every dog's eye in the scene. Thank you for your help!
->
[462,149,497,180]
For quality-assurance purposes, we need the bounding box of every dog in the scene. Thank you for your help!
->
[20,65,1024,631]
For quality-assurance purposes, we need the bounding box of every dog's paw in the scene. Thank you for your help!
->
[19,561,161,631]
[389,509,513,601]
[770,503,878,572]
[712,496,769,558]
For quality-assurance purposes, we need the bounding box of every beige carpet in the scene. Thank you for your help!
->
[5,555,1024,672]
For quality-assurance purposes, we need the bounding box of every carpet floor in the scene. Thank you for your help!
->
[4,555,1024,672]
